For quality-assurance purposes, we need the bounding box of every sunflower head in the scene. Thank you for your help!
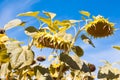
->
[33,31,72,51]
[85,15,115,38]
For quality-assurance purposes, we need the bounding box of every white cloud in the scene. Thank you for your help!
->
[0,0,40,27]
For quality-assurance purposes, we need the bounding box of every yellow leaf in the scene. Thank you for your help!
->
[58,20,71,32]
[53,20,59,31]
[0,43,9,63]
[80,10,90,17]
[43,11,56,19]
[0,34,9,42]
[38,17,51,26]
[4,19,22,30]
[59,26,70,32]
[17,11,39,17]
[38,17,57,33]
[113,46,120,50]
[19,22,26,26]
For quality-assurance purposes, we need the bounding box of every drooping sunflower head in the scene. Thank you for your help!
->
[85,15,115,38]
[33,31,73,51]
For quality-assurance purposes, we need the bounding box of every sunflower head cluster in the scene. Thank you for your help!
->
[85,15,115,38]
[33,31,72,51]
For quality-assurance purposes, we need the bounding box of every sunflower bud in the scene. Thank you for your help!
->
[36,56,46,62]
[88,63,96,72]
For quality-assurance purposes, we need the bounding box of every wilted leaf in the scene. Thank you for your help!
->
[97,61,120,79]
[0,43,9,63]
[4,19,22,30]
[17,46,34,68]
[80,10,90,17]
[0,34,9,43]
[43,11,56,19]
[34,65,49,75]
[17,11,39,17]
[5,41,23,69]
[38,17,51,25]
[81,34,95,48]
[58,20,72,32]
[25,26,38,37]
[113,46,120,50]
[60,53,81,70]
[98,70,119,79]
[0,62,9,79]
[34,65,52,80]
[0,52,10,63]
[81,62,90,73]
[6,41,34,69]
[38,17,56,33]
[71,46,84,57]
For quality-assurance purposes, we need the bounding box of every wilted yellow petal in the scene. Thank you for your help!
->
[80,10,90,17]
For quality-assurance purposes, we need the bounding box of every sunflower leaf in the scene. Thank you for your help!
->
[113,46,120,50]
[25,26,38,37]
[17,11,39,17]
[60,53,82,70]
[80,10,90,17]
[4,19,22,30]
[71,46,84,57]
[81,34,95,48]
[43,11,56,19]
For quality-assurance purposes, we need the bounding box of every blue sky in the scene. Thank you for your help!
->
[1,0,120,76]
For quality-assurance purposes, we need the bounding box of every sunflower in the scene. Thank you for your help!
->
[85,15,115,38]
[33,31,72,51]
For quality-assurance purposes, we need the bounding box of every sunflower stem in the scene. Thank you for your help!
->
[72,26,85,44]
[28,39,34,50]
[56,63,65,80]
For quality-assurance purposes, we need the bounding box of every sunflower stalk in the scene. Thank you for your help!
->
[57,25,85,80]
[28,39,34,50]
[72,26,85,44]
[56,63,65,80]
